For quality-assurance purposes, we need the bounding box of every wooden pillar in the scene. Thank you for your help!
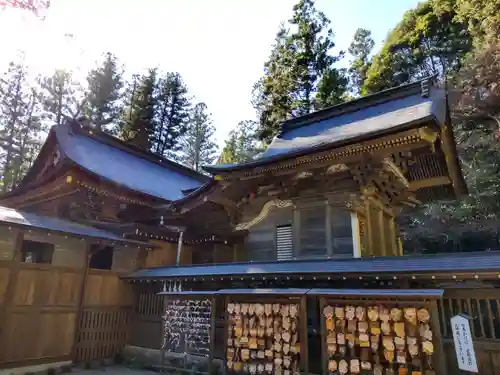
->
[378,210,387,256]
[429,300,447,375]
[71,244,91,362]
[350,212,362,258]
[364,200,374,257]
[176,231,184,266]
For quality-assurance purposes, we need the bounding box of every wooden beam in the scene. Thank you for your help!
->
[409,176,451,191]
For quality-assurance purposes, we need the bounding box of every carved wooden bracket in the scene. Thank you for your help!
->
[235,199,293,231]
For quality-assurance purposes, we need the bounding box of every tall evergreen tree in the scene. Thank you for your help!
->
[152,72,191,158]
[121,69,157,151]
[178,102,217,171]
[347,28,375,96]
[253,0,347,143]
[218,120,263,164]
[0,59,43,191]
[252,24,297,143]
[85,52,124,133]
[39,69,84,125]
[288,0,347,113]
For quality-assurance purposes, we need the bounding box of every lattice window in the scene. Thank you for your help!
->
[276,225,293,261]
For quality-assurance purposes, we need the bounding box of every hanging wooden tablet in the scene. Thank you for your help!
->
[417,308,430,323]
[368,306,380,321]
[350,359,360,374]
[339,359,349,375]
[390,308,403,322]
[404,308,417,325]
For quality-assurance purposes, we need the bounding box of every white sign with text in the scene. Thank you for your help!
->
[451,314,478,373]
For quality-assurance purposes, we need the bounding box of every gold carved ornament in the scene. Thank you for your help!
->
[235,199,293,231]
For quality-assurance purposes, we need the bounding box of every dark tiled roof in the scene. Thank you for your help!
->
[307,289,444,298]
[158,291,218,296]
[157,288,443,298]
[205,77,446,173]
[0,205,149,246]
[125,252,500,279]
[217,288,310,295]
[55,123,206,201]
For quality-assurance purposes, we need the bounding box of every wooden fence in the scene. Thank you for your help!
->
[132,285,500,375]
[438,289,500,375]
[0,260,134,369]
[0,260,80,368]
[74,269,135,363]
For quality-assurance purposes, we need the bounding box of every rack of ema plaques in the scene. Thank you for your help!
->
[158,290,217,375]
[310,289,447,375]
[220,289,309,375]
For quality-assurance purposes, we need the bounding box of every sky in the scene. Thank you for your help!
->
[0,0,420,148]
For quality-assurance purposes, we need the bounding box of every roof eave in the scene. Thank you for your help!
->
[204,115,438,174]
[0,219,154,248]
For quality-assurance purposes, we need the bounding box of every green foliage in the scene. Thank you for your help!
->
[431,0,500,44]
[121,69,157,151]
[120,70,191,158]
[85,52,124,133]
[253,0,347,143]
[347,28,375,95]
[0,57,44,192]
[402,41,500,252]
[178,102,217,172]
[218,120,264,165]
[39,68,85,124]
[362,2,472,94]
[252,25,297,143]
[152,72,191,158]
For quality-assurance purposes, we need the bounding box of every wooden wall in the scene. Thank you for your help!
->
[0,260,80,367]
[144,241,193,268]
[0,227,141,369]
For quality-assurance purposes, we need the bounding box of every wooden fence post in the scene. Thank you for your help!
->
[71,244,91,363]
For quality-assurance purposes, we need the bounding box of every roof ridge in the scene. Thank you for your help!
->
[66,119,209,183]
[279,75,439,134]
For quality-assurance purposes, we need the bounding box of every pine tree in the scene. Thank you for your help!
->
[152,72,191,158]
[252,24,297,143]
[253,0,347,142]
[218,120,263,164]
[121,69,157,151]
[288,0,347,114]
[85,52,124,133]
[178,102,217,171]
[39,69,85,125]
[0,59,43,191]
[347,28,375,96]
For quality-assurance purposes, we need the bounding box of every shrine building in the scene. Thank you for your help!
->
[0,77,498,375]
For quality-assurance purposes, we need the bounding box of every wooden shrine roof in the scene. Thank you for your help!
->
[0,205,151,247]
[20,119,208,202]
[124,251,500,279]
[205,77,447,173]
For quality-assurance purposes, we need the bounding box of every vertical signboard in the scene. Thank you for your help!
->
[451,314,478,373]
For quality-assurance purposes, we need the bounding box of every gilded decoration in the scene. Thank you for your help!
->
[235,199,293,231]
[233,129,428,180]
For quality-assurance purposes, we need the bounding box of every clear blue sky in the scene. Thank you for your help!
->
[1,0,420,147]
